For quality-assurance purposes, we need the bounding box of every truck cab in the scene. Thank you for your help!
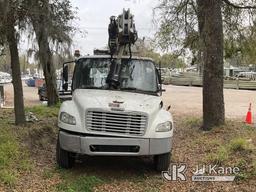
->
[57,55,174,171]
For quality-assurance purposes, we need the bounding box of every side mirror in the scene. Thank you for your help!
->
[63,65,68,82]
[158,85,166,92]
[156,69,162,84]
[61,60,75,92]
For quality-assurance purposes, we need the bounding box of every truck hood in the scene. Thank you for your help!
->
[72,89,162,115]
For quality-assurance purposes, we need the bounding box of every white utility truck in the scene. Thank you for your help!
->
[56,9,174,171]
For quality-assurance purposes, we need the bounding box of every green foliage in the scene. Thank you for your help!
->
[155,0,256,66]
[160,53,186,68]
[184,116,202,128]
[154,0,198,52]
[0,134,19,184]
[42,169,55,180]
[206,137,254,167]
[206,134,256,180]
[0,170,17,187]
[25,104,60,118]
[0,126,31,186]
[24,0,78,55]
[0,46,11,73]
[207,146,229,165]
[235,172,249,181]
[134,38,185,68]
[224,27,256,65]
[252,160,256,176]
[229,138,250,152]
[56,175,103,192]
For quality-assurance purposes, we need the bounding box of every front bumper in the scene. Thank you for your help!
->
[59,130,172,156]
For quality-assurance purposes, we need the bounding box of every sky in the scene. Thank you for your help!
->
[71,0,158,55]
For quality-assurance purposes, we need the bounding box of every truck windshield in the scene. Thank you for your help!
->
[72,58,158,94]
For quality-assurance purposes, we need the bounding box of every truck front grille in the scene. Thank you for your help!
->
[86,110,147,136]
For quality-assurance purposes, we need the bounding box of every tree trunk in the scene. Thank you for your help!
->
[6,12,26,125]
[197,50,203,75]
[36,30,59,106]
[31,6,59,106]
[197,0,225,130]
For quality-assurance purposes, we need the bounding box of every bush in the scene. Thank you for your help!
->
[229,138,250,152]
[207,146,229,165]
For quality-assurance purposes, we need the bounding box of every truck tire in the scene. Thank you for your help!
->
[154,152,171,171]
[56,136,74,169]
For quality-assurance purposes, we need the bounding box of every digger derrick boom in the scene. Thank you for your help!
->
[106,9,138,88]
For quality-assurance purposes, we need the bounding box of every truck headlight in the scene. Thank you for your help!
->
[60,112,76,125]
[156,121,172,132]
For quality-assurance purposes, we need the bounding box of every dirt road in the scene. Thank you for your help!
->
[2,83,255,118]
[3,82,40,107]
[163,85,256,119]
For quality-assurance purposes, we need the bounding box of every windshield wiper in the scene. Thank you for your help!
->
[120,87,157,95]
[81,86,102,89]
[120,87,137,90]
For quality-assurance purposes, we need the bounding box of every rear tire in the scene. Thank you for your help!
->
[56,136,74,169]
[154,152,171,171]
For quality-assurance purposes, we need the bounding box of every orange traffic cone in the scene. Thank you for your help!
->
[245,103,252,124]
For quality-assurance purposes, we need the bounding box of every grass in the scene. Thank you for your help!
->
[0,170,17,187]
[0,107,256,191]
[25,104,60,118]
[206,138,253,163]
[55,174,103,192]
[206,146,229,165]
[229,138,251,152]
[0,105,59,188]
[42,168,55,180]
[180,117,256,181]
[0,118,32,187]
[53,161,162,192]
[205,135,255,180]
[252,161,256,176]
[184,116,202,128]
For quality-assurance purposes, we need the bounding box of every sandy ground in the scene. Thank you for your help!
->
[3,81,40,107]
[162,85,256,119]
[2,83,256,119]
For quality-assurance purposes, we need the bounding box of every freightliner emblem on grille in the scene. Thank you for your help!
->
[109,100,124,110]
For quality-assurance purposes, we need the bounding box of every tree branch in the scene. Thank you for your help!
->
[222,0,256,9]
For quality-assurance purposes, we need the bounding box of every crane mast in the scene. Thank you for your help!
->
[106,9,138,88]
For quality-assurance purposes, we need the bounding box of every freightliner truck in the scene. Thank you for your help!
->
[56,9,174,171]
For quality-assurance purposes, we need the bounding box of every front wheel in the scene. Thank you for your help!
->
[154,152,171,171]
[56,136,75,169]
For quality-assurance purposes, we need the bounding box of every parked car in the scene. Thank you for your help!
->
[26,78,36,87]
[38,80,72,101]
[236,72,256,80]
[38,83,47,101]
[0,72,12,84]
